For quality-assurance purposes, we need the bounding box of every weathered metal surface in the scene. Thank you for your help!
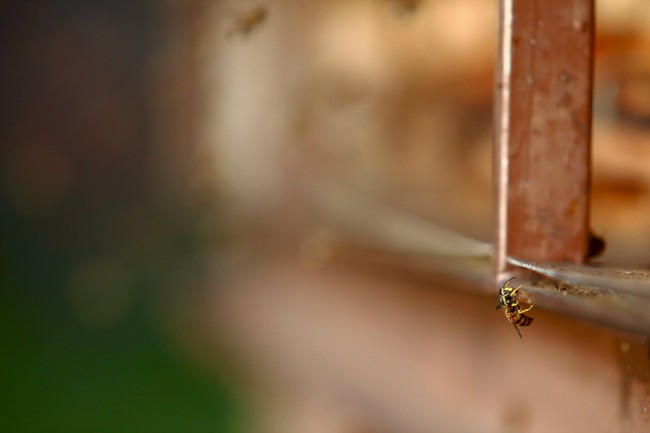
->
[509,257,650,298]
[507,275,650,336]
[494,0,595,275]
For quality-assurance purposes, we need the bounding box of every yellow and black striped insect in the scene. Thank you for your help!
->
[496,277,534,338]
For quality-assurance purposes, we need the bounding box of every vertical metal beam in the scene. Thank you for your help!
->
[494,0,594,277]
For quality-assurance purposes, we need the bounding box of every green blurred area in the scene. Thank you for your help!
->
[0,217,241,433]
[0,2,243,432]
[0,287,241,433]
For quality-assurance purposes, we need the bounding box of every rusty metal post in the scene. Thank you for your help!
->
[494,0,594,278]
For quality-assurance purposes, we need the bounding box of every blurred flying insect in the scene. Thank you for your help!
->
[226,5,268,39]
[387,0,424,17]
[496,277,534,338]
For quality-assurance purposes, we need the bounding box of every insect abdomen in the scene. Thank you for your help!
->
[513,314,533,327]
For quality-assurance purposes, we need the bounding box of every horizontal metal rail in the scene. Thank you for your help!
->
[313,183,650,335]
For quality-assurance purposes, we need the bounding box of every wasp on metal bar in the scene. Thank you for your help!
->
[496,277,534,338]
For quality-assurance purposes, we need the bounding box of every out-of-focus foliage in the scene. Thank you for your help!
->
[0,2,242,432]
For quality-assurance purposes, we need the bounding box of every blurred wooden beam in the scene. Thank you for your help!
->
[494,0,595,277]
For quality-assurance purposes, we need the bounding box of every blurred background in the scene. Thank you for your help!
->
[0,2,241,432]
[2,0,650,432]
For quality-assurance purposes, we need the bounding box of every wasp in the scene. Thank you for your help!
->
[496,277,534,338]
[226,5,268,39]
